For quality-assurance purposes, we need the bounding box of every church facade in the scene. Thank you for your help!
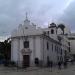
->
[11,16,70,67]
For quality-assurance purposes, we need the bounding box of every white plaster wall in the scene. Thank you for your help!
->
[29,37,43,66]
[19,39,23,61]
[41,39,58,65]
[48,42,52,60]
[49,43,59,63]
[11,39,18,62]
[68,34,75,54]
[51,44,57,63]
[35,37,41,59]
[64,27,71,35]
[29,37,35,66]
[23,28,43,36]
[70,40,75,53]
[44,39,48,65]
[57,28,63,34]
[39,38,55,66]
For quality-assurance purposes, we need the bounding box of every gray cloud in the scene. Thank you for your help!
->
[0,0,74,36]
[58,0,75,32]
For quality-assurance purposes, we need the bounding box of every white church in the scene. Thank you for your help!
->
[11,14,71,67]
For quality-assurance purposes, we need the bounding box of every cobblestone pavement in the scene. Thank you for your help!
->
[0,64,75,75]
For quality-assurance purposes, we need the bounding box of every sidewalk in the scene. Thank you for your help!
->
[0,64,75,75]
[0,63,74,72]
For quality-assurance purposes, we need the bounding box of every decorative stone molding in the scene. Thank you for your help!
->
[21,48,32,55]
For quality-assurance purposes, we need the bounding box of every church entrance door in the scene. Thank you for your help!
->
[23,55,30,67]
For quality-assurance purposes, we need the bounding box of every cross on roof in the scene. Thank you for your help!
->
[26,12,28,19]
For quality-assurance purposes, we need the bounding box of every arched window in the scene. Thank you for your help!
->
[51,29,54,34]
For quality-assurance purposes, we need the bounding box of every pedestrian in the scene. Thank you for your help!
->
[47,60,50,67]
[63,61,67,68]
[49,61,53,72]
[58,61,61,70]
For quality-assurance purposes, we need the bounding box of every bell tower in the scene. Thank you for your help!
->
[49,23,57,34]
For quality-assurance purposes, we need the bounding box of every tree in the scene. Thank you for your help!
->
[4,38,11,61]
[58,24,65,34]
[0,42,5,60]
[0,38,11,61]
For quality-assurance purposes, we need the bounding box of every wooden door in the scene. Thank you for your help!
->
[23,55,30,67]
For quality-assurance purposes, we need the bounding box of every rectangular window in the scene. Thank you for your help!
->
[69,47,71,52]
[68,42,70,47]
[52,44,53,51]
[55,45,56,52]
[57,46,58,53]
[24,41,29,48]
[57,56,59,61]
[61,49,62,55]
[47,42,49,50]
[47,31,49,35]
[58,47,60,54]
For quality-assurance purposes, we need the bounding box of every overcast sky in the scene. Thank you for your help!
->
[0,0,75,39]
